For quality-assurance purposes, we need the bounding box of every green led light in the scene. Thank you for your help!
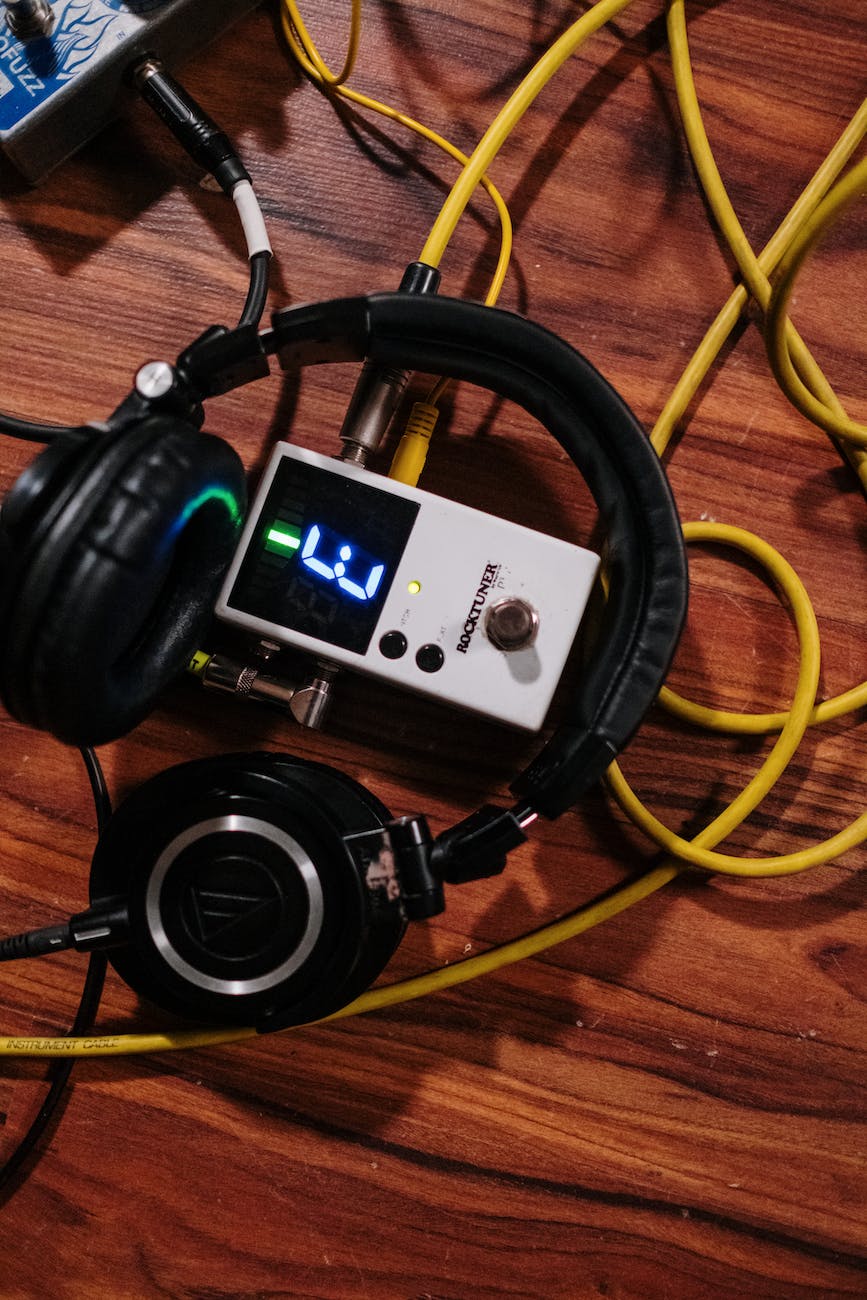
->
[407,580,422,595]
[266,525,302,553]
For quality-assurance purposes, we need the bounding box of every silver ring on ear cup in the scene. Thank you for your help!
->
[145,815,326,998]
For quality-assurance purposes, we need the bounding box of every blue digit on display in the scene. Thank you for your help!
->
[300,524,334,580]
[300,524,386,601]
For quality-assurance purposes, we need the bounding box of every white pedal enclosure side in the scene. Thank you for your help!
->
[216,443,600,731]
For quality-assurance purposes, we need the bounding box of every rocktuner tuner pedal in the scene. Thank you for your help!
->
[215,443,600,731]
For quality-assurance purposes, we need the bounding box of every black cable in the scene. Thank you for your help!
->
[132,57,271,331]
[0,922,71,961]
[80,745,112,833]
[0,955,107,1196]
[0,747,111,1196]
[0,413,94,445]
[237,251,271,329]
[1,60,269,459]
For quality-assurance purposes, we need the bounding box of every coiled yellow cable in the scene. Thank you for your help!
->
[664,0,867,479]
[606,524,867,879]
[655,5,867,741]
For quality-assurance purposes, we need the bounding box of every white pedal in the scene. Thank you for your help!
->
[215,444,599,731]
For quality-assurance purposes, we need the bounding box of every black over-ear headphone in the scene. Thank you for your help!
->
[0,288,688,1031]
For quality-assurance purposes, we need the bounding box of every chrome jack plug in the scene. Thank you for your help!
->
[4,0,54,39]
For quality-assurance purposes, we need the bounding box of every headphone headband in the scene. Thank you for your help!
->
[0,291,686,880]
[269,293,688,818]
[0,291,689,1027]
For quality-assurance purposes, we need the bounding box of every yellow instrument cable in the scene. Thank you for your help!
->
[664,0,867,482]
[653,8,867,739]
[606,10,867,880]
[607,526,867,881]
[765,155,867,446]
[417,0,637,272]
[649,95,867,460]
[280,0,513,309]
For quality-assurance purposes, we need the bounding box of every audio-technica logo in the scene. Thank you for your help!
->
[456,562,500,654]
[184,880,281,958]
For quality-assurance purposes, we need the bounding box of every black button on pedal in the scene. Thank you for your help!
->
[379,631,408,659]
[416,643,445,673]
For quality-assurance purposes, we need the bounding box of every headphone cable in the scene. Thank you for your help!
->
[0,413,95,445]
[133,57,273,331]
[0,747,110,1194]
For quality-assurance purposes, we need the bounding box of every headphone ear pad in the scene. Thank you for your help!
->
[0,416,246,746]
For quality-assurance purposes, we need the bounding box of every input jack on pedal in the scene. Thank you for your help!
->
[190,651,337,730]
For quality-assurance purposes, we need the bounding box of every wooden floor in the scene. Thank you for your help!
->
[1,1,865,1295]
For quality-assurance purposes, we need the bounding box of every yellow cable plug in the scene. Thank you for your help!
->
[388,401,439,487]
[187,650,212,678]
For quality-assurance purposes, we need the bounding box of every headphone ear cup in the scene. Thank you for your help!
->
[88,753,407,1029]
[0,416,247,746]
[0,429,95,621]
[0,429,95,541]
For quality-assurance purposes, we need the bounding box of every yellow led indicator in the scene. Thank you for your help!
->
[407,580,422,595]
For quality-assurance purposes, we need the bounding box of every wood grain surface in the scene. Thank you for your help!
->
[0,1,865,1296]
